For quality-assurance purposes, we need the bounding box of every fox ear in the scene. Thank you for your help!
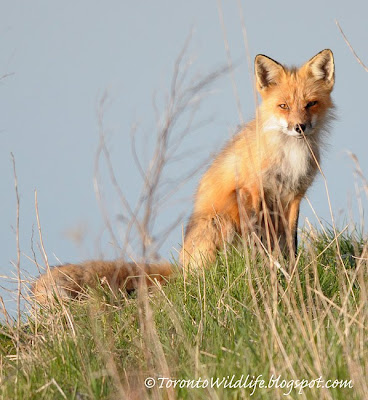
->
[254,54,284,91]
[304,49,335,89]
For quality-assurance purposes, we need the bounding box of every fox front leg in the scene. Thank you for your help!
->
[287,196,302,257]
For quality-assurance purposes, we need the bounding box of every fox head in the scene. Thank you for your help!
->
[255,49,335,138]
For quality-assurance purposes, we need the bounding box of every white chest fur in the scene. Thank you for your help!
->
[266,137,315,196]
[281,139,311,185]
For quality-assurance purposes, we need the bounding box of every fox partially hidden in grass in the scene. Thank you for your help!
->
[33,49,335,304]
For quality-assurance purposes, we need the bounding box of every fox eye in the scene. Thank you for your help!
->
[279,104,289,110]
[306,101,318,108]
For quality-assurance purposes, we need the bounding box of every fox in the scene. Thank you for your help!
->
[32,49,335,304]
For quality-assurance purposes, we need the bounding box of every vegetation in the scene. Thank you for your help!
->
[0,229,367,399]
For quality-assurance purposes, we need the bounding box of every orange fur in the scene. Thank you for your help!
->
[32,260,172,304]
[180,49,335,265]
[32,50,335,304]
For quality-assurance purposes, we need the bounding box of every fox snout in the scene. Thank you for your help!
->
[289,121,313,137]
[294,123,306,134]
[293,122,314,135]
[263,117,314,137]
[281,119,314,138]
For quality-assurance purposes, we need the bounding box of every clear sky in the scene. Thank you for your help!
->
[1,1,368,313]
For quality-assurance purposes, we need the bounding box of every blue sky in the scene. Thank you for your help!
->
[1,1,368,312]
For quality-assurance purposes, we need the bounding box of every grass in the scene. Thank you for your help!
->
[0,228,367,399]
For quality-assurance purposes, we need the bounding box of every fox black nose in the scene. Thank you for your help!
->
[295,124,306,134]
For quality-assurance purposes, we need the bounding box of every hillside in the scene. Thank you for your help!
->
[0,229,366,399]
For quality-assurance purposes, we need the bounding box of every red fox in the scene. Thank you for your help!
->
[32,49,335,303]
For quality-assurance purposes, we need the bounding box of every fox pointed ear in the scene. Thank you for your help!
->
[304,49,335,89]
[254,54,284,91]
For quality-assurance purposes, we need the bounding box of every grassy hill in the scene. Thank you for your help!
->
[1,229,367,399]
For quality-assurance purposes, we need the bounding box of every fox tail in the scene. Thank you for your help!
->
[32,260,174,304]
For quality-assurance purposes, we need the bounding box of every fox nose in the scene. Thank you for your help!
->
[295,124,306,134]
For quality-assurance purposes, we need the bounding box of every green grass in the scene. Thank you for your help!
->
[1,229,367,399]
